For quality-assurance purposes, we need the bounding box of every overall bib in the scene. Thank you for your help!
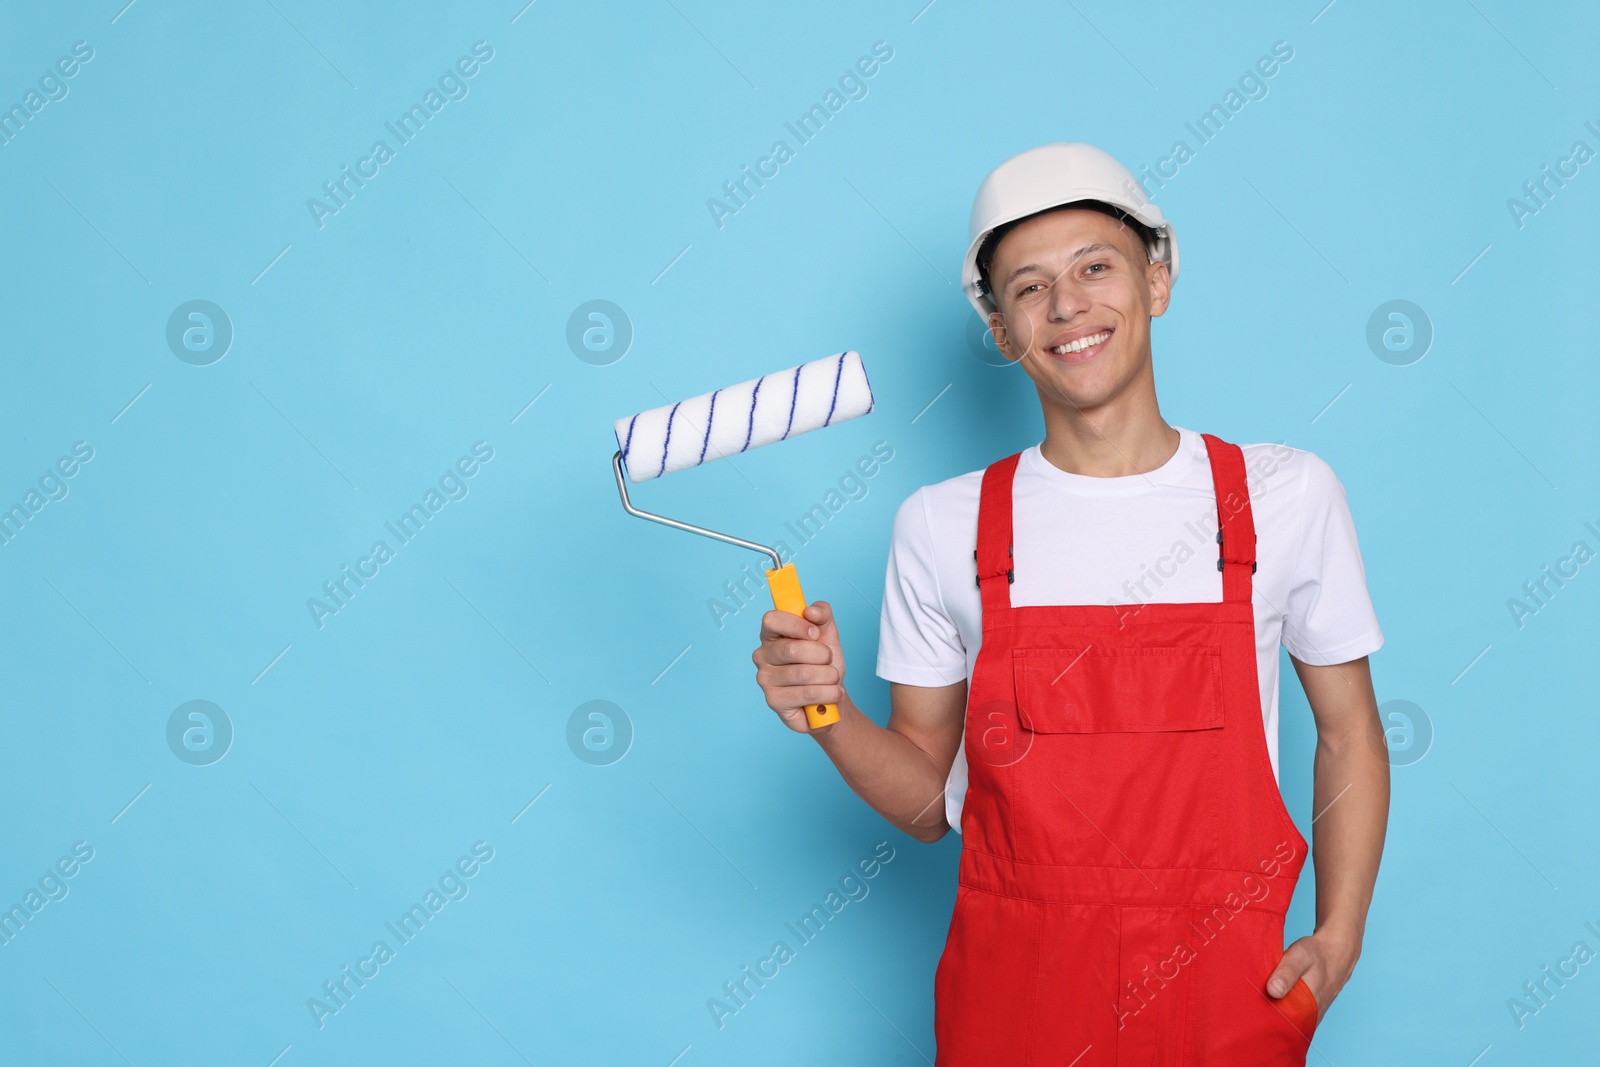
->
[933,435,1320,1066]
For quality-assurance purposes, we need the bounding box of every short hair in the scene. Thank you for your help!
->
[976,200,1157,304]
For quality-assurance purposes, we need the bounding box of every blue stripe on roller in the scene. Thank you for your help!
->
[781,364,802,439]
[858,353,875,413]
[822,351,846,426]
[658,402,681,478]
[742,376,764,453]
[621,414,638,465]
[698,390,720,465]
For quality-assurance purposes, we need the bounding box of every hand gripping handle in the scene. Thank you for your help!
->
[764,563,842,729]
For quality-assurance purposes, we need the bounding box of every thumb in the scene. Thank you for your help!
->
[1267,936,1314,998]
[804,600,838,641]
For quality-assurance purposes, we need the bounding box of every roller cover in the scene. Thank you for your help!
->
[614,350,873,482]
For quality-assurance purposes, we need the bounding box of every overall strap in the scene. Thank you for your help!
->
[1200,433,1257,604]
[975,453,1021,616]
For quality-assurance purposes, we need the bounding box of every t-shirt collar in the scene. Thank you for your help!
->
[1019,425,1202,495]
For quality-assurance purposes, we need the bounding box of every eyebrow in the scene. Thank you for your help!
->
[1002,243,1122,288]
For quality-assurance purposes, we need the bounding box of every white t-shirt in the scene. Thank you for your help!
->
[874,426,1384,833]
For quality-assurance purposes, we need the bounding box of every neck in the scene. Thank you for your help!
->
[1035,389,1179,478]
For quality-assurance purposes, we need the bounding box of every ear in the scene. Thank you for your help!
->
[1146,259,1173,318]
[988,310,1019,363]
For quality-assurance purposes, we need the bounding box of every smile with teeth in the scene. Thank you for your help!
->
[1049,330,1111,355]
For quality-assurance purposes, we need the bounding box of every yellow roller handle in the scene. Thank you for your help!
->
[764,562,841,730]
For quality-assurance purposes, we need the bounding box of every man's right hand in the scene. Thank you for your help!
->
[752,600,846,734]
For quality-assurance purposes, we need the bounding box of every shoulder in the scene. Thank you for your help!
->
[1234,439,1346,507]
[890,465,986,535]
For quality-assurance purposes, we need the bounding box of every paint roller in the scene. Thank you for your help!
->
[612,350,875,729]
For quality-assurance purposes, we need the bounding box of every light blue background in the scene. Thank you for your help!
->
[1,1,1597,1063]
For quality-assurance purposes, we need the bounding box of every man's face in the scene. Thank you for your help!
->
[986,207,1171,413]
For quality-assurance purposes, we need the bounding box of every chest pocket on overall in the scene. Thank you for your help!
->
[1013,646,1224,732]
[1011,646,1225,868]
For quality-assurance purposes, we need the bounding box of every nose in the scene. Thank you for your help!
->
[1045,273,1090,322]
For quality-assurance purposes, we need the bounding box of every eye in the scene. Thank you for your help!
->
[1084,261,1110,276]
[1015,282,1045,297]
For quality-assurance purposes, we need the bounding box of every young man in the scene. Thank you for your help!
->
[752,142,1388,1063]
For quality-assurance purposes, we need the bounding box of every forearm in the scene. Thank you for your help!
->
[1309,716,1390,950]
[811,692,951,843]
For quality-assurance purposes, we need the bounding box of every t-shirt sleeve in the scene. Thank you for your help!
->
[1280,452,1385,665]
[875,488,970,686]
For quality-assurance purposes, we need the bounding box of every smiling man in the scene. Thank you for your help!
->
[751,142,1389,1064]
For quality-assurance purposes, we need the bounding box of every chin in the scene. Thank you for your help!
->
[1034,378,1107,410]
[1027,365,1116,407]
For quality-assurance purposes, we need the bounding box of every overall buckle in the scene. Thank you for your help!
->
[1216,529,1257,574]
[975,544,1015,586]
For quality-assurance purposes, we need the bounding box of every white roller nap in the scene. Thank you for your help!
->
[614,351,874,482]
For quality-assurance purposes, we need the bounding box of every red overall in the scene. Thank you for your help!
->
[933,435,1320,1065]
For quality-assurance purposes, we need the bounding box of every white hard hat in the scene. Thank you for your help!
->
[961,142,1178,318]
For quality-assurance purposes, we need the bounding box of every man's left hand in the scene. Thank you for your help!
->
[1267,929,1361,1023]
